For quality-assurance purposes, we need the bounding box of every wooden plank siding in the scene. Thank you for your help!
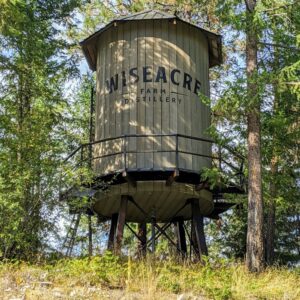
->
[94,20,211,175]
[153,20,162,170]
[128,21,138,169]
[137,21,146,169]
[161,20,171,169]
[169,21,177,168]
[144,20,154,169]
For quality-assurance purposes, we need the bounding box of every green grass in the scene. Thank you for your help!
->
[0,253,299,299]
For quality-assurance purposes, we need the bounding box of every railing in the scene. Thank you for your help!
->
[59,134,246,196]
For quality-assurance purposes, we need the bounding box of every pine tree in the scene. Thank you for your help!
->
[0,0,80,259]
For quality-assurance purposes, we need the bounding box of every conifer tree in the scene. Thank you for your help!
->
[0,0,80,259]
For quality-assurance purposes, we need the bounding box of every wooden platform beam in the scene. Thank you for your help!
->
[122,171,137,187]
[166,169,179,186]
[195,181,210,191]
[114,195,128,254]
[190,198,208,259]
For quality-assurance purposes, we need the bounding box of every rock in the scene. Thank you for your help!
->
[52,290,63,298]
[70,290,76,297]
[39,281,53,287]
[177,293,206,300]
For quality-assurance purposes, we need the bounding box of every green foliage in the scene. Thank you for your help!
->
[207,0,300,266]
[50,252,124,287]
[207,199,247,260]
[0,0,81,259]
[1,256,299,299]
[0,0,299,268]
[201,167,225,189]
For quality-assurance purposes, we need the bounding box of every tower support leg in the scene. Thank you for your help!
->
[151,217,156,253]
[191,198,208,259]
[107,213,118,251]
[175,219,187,257]
[114,195,128,254]
[137,222,147,257]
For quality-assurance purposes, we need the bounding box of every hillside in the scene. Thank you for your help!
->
[1,254,299,300]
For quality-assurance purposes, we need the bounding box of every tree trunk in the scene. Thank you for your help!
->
[265,158,277,264]
[245,0,265,272]
[265,41,280,265]
[88,215,93,257]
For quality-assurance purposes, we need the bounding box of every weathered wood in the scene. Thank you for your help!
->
[137,20,146,169]
[122,22,130,137]
[94,20,211,175]
[151,217,156,253]
[129,21,138,169]
[115,22,124,170]
[107,213,118,251]
[169,21,177,168]
[166,169,179,186]
[175,219,187,255]
[191,198,208,258]
[92,180,214,222]
[137,222,147,257]
[195,181,210,191]
[114,195,128,254]
[184,23,192,171]
[153,20,162,169]
[191,219,199,256]
[145,20,154,169]
[122,170,137,187]
[176,21,185,170]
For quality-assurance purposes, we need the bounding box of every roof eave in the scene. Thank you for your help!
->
[80,16,222,71]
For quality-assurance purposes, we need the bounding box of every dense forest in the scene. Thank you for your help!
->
[0,0,299,279]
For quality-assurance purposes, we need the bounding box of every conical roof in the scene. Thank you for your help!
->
[115,9,174,20]
[80,9,222,70]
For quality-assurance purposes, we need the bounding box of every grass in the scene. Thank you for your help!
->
[0,252,299,299]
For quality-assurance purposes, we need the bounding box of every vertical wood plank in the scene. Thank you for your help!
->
[153,20,162,169]
[94,40,100,173]
[169,21,177,168]
[106,27,120,173]
[190,26,198,173]
[100,33,107,174]
[122,22,131,170]
[176,22,185,169]
[137,21,146,169]
[129,21,138,169]
[195,30,204,171]
[203,33,211,169]
[161,20,171,168]
[145,20,154,169]
[123,22,131,136]
[104,30,111,174]
[114,24,124,171]
[183,23,192,171]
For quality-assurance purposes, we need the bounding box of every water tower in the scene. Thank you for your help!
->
[63,10,245,258]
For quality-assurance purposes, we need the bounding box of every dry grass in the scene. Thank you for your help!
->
[0,253,299,300]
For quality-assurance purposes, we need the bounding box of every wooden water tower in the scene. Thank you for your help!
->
[66,10,244,258]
